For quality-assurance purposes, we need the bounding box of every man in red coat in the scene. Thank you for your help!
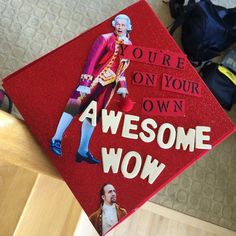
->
[50,14,132,164]
[89,183,127,235]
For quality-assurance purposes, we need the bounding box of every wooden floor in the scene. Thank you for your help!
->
[0,161,81,236]
[75,201,236,236]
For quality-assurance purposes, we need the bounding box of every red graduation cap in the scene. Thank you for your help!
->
[3,1,235,235]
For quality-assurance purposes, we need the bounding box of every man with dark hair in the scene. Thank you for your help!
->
[89,183,127,235]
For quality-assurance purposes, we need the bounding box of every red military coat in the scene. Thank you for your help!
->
[70,32,132,119]
[89,203,127,236]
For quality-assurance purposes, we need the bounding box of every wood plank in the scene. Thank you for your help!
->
[107,207,225,236]
[13,174,81,236]
[74,210,98,236]
[60,199,83,236]
[0,111,60,179]
[0,160,37,236]
[74,202,236,236]
[143,202,236,236]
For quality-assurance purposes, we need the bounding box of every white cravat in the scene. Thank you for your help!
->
[102,204,118,235]
[118,34,129,44]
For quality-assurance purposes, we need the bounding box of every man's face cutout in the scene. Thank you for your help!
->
[102,184,117,205]
[115,19,128,37]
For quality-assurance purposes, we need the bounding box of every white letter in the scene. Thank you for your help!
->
[141,155,166,184]
[102,147,123,173]
[102,109,122,134]
[157,123,176,149]
[139,118,157,143]
[121,114,140,139]
[121,151,142,179]
[175,127,195,152]
[79,101,97,126]
[195,126,212,149]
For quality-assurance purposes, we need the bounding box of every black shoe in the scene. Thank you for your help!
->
[75,152,100,164]
[50,139,62,156]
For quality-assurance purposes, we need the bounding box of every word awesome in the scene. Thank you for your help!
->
[79,101,212,152]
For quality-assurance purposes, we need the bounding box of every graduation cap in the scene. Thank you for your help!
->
[3,1,235,235]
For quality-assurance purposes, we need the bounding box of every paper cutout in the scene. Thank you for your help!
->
[121,114,140,139]
[102,147,122,173]
[120,45,186,70]
[132,71,158,87]
[102,110,123,135]
[142,98,185,116]
[195,126,212,149]
[175,127,196,152]
[140,155,166,184]
[162,73,201,97]
[89,183,127,236]
[79,100,98,126]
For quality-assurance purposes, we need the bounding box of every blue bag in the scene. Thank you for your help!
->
[169,0,236,66]
[200,62,236,110]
